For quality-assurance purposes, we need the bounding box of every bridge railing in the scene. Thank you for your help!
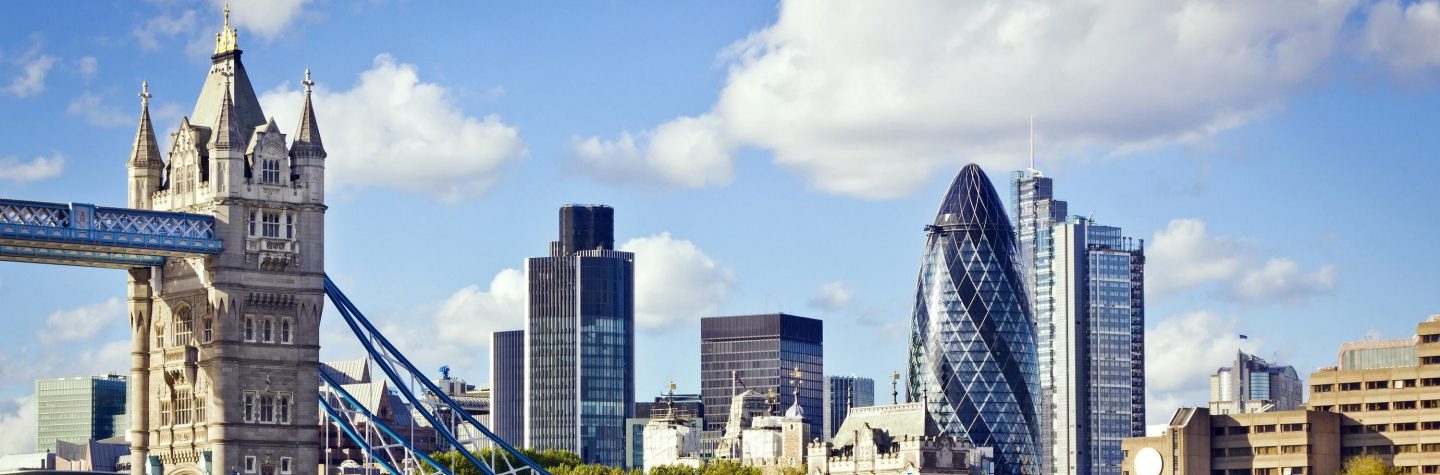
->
[0,198,222,254]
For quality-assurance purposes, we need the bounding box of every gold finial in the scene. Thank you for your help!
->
[139,81,152,108]
[668,380,676,393]
[303,68,314,94]
[214,4,239,55]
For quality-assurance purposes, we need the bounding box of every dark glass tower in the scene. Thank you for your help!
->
[490,330,525,448]
[699,313,823,452]
[822,375,875,440]
[526,205,635,466]
[907,164,1041,475]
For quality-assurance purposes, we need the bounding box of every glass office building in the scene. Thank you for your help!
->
[1209,351,1303,414]
[1013,169,1147,475]
[699,313,823,452]
[822,375,875,440]
[490,330,525,448]
[908,164,1041,475]
[526,205,635,467]
[36,374,127,452]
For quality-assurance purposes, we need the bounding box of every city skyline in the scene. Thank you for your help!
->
[2,0,1440,458]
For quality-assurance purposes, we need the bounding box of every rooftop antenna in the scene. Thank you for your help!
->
[891,371,900,405]
[1029,115,1035,171]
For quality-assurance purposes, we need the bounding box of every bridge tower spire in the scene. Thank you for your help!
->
[127,81,164,209]
[289,68,326,202]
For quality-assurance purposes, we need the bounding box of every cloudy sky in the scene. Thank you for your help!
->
[2,0,1439,452]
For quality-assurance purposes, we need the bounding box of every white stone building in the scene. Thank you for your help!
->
[807,403,994,475]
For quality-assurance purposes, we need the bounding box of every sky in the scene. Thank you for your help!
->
[1,0,1439,453]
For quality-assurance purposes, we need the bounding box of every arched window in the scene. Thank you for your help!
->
[262,318,274,342]
[202,317,214,343]
[280,318,293,344]
[244,316,256,342]
[173,306,192,346]
[154,324,165,348]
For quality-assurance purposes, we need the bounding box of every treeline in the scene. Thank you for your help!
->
[428,449,805,475]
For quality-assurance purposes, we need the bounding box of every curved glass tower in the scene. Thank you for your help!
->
[908,164,1041,475]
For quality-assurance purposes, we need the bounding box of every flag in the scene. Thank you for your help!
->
[734,371,746,389]
[1239,334,1249,340]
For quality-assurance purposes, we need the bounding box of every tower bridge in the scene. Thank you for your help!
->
[0,8,541,475]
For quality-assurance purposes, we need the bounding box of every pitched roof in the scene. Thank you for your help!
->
[189,55,266,148]
[128,100,163,167]
[828,402,938,451]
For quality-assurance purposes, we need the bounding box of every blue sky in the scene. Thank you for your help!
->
[2,0,1439,451]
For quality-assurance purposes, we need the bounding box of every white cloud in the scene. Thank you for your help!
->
[76,56,98,80]
[0,153,64,183]
[0,396,37,455]
[621,232,737,332]
[1145,310,1260,422]
[1362,0,1440,73]
[214,0,309,40]
[1147,218,1336,304]
[134,10,198,51]
[260,54,527,202]
[433,269,526,346]
[808,280,853,312]
[576,0,1356,198]
[5,53,56,98]
[39,298,125,344]
[573,114,735,188]
[67,91,133,128]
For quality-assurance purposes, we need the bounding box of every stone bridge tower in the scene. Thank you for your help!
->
[125,8,327,475]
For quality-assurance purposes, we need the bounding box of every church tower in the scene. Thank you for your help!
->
[126,7,327,475]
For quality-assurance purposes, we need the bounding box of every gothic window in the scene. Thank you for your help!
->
[202,317,213,343]
[174,387,193,425]
[262,159,281,183]
[285,213,294,239]
[244,316,256,342]
[154,324,165,348]
[244,456,257,473]
[277,393,291,424]
[260,393,276,423]
[280,457,292,474]
[196,395,206,423]
[243,391,256,422]
[159,399,171,426]
[248,210,257,236]
[173,306,193,346]
[262,212,281,238]
[281,318,293,344]
[262,317,274,343]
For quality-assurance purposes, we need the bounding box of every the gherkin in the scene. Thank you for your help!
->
[907,163,1041,475]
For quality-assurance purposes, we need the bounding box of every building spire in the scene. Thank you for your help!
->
[210,68,239,149]
[290,68,327,159]
[214,4,239,56]
[128,81,162,168]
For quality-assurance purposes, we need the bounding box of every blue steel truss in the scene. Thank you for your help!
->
[324,276,552,475]
[0,198,222,268]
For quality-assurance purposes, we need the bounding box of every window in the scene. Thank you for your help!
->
[1253,424,1277,433]
[278,393,291,424]
[159,400,171,426]
[280,457,292,474]
[260,393,276,423]
[1367,381,1388,390]
[1281,445,1308,454]
[262,159,280,183]
[173,306,192,346]
[1424,400,1440,409]
[1395,422,1418,431]
[1340,382,1362,391]
[285,213,294,239]
[1422,333,1440,343]
[1253,446,1277,455]
[243,392,256,422]
[1396,400,1418,410]
[1311,384,1334,393]
[281,318,293,344]
[1366,402,1390,411]
[1281,423,1307,432]
[244,316,256,342]
[1423,378,1440,387]
[245,456,257,473]
[262,318,274,343]
[1339,403,1362,412]
[248,210,257,236]
[202,318,213,343]
[174,387,192,425]
[262,212,281,238]
[1422,421,1440,430]
[155,325,165,348]
[1365,424,1388,433]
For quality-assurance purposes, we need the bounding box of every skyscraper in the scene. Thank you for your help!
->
[1012,169,1147,475]
[490,330,525,447]
[699,313,823,452]
[822,376,875,440]
[1208,351,1303,414]
[908,164,1041,475]
[36,375,127,452]
[525,205,635,466]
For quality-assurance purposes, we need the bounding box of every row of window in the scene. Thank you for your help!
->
[1211,444,1310,457]
[1341,443,1440,455]
[241,391,293,424]
[1212,423,1308,436]
[158,388,204,427]
[247,209,295,239]
[1311,399,1440,412]
[243,316,295,344]
[1339,421,1440,433]
[242,455,292,475]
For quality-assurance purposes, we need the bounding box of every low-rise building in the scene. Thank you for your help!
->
[806,402,993,475]
[643,398,704,471]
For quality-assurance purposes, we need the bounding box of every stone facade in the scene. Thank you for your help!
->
[807,403,994,475]
[125,10,326,475]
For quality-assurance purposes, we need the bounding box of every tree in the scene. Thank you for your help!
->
[1339,455,1398,475]
[699,460,761,475]
[428,447,585,474]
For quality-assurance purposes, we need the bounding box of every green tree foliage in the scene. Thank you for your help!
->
[1339,455,1398,475]
[428,447,585,474]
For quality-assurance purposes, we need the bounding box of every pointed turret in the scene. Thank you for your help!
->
[209,83,240,150]
[128,82,166,209]
[289,68,326,159]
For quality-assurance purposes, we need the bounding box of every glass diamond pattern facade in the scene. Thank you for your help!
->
[908,164,1041,475]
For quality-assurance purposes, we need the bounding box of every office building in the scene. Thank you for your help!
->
[701,313,824,452]
[1209,351,1304,414]
[490,330,525,447]
[525,205,635,466]
[1122,315,1440,474]
[822,376,875,440]
[35,375,127,452]
[908,164,1041,475]
[1013,168,1147,475]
